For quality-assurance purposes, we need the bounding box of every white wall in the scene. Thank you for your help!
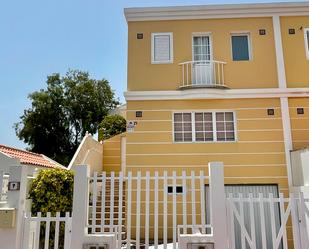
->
[291,148,309,186]
[69,134,103,174]
[0,153,19,174]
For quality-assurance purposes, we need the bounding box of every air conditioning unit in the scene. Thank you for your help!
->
[83,244,108,249]
[187,243,214,249]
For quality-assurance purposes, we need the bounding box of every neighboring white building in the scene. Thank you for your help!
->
[0,144,66,203]
[0,144,66,176]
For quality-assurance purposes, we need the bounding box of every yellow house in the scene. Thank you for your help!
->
[121,1,309,195]
[122,2,309,245]
[70,2,309,247]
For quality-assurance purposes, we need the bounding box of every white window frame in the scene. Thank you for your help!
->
[172,110,237,143]
[230,32,252,61]
[304,28,309,60]
[151,32,173,64]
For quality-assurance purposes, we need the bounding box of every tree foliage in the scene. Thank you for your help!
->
[98,114,126,141]
[29,169,74,214]
[15,70,119,165]
[29,169,74,249]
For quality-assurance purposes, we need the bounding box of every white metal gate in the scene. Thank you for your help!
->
[22,212,72,249]
[227,193,309,249]
[88,171,210,249]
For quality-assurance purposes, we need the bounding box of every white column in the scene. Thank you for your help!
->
[70,165,90,249]
[281,97,293,187]
[0,165,27,249]
[209,162,228,249]
[273,15,293,187]
[273,15,287,89]
[70,165,116,249]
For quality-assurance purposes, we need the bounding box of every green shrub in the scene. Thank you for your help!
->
[29,169,74,249]
[98,114,126,141]
[29,169,74,214]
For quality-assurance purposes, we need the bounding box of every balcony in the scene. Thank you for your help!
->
[179,60,227,89]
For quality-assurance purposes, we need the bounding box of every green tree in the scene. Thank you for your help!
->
[98,114,126,140]
[15,70,119,165]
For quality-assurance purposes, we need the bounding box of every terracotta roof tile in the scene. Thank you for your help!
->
[0,145,66,169]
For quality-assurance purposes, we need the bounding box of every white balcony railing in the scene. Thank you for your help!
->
[179,60,227,88]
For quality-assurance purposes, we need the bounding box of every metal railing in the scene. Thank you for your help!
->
[179,60,227,88]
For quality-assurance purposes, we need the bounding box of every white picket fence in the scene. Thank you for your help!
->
[22,212,72,249]
[88,171,209,249]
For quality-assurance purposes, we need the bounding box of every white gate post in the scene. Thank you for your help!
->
[0,165,28,249]
[209,162,228,249]
[70,165,90,249]
[70,165,116,249]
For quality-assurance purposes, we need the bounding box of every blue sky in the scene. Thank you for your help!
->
[0,0,297,149]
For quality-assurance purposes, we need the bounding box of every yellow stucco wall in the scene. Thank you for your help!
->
[128,17,278,91]
[126,98,289,195]
[281,16,309,87]
[289,98,309,150]
[124,98,304,243]
[102,134,123,173]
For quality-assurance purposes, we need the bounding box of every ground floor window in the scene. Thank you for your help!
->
[173,111,236,142]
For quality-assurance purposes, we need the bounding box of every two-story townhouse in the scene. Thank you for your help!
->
[119,1,309,245]
[69,2,309,247]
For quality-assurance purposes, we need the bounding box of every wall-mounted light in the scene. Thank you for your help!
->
[137,33,144,39]
[297,108,304,115]
[267,109,275,116]
[136,111,143,117]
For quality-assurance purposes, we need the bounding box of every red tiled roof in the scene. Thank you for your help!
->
[0,145,66,169]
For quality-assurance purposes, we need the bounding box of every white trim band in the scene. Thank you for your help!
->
[124,2,309,22]
[125,87,309,101]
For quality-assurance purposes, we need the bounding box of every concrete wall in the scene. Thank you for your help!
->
[69,134,103,174]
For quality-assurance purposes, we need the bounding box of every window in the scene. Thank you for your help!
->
[304,28,309,59]
[174,113,192,142]
[231,34,251,61]
[195,112,213,142]
[173,111,236,143]
[151,32,173,64]
[215,112,235,141]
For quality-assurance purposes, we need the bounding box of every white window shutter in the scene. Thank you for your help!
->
[152,33,173,63]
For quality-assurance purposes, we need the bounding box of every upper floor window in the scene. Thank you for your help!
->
[304,28,309,60]
[151,32,173,64]
[173,111,236,143]
[231,33,251,61]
